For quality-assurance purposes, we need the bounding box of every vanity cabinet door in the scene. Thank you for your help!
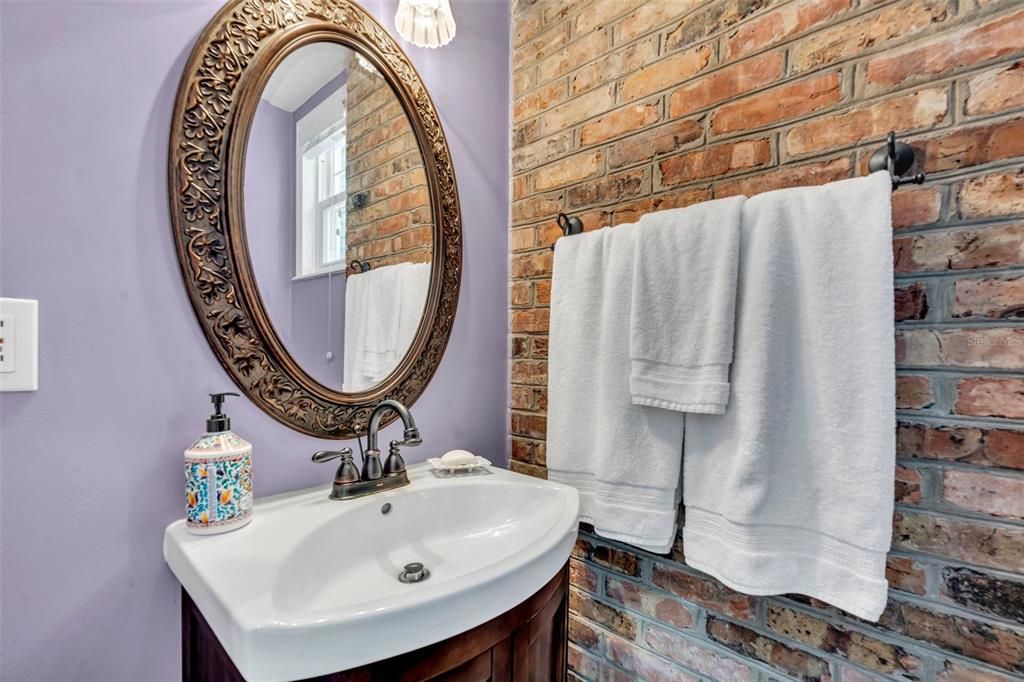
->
[429,642,507,682]
[182,564,568,682]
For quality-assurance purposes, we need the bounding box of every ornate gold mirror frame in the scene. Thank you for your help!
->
[168,0,461,438]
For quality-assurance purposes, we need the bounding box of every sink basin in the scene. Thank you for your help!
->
[163,463,579,681]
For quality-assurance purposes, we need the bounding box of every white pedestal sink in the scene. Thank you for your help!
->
[163,463,580,682]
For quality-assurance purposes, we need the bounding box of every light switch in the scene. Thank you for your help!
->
[0,298,38,392]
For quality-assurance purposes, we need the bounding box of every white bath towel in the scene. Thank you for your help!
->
[361,265,401,380]
[394,262,431,363]
[682,171,895,621]
[631,197,744,414]
[548,224,686,553]
[343,262,430,391]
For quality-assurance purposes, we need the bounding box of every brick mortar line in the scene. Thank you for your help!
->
[895,266,1024,282]
[898,409,1024,427]
[894,504,1024,535]
[905,550,1024,589]
[890,213,1024,235]
[904,480,1024,515]
[892,214,1024,237]
[898,455,1024,481]
[896,412,1024,432]
[900,409,1024,427]
[898,316,1024,326]
[894,365,1024,379]
[896,319,1024,328]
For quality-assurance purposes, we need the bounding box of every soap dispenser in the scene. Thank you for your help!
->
[184,392,254,534]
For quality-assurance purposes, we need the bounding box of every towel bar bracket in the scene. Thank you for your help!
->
[868,131,926,190]
[551,212,584,251]
[558,212,583,237]
[348,259,371,276]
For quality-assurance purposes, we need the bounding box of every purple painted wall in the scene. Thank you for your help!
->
[0,1,510,680]
[287,274,346,386]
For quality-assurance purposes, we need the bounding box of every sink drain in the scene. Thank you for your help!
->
[398,562,430,584]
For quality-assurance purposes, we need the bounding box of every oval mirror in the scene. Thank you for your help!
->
[245,42,432,393]
[168,0,461,438]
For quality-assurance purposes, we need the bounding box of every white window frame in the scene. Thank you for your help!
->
[294,85,348,279]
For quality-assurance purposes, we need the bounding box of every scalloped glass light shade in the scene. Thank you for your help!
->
[395,0,456,49]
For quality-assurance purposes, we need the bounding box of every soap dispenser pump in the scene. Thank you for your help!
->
[184,392,254,534]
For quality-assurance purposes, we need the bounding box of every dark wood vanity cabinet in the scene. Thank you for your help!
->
[182,563,569,682]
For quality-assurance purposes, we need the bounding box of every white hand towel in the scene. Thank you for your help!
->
[682,171,895,621]
[548,224,685,553]
[631,197,744,414]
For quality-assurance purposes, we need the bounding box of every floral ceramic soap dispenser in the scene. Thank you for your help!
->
[184,392,253,534]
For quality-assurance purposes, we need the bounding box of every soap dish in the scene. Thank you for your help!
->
[427,456,491,474]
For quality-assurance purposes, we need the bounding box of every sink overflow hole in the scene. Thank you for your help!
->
[381,503,392,515]
[399,562,430,584]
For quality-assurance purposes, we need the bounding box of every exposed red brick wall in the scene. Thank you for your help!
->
[345,67,432,268]
[510,0,1024,679]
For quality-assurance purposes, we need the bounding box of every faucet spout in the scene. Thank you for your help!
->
[366,399,420,453]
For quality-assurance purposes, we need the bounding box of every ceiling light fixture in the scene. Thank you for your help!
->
[394,0,456,49]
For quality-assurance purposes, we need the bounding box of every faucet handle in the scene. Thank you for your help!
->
[383,440,407,477]
[314,448,360,486]
[312,448,353,463]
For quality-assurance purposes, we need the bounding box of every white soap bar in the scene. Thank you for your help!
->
[440,449,477,466]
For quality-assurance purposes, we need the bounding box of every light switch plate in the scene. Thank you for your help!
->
[0,298,38,392]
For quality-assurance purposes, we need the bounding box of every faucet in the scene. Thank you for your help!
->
[364,399,421,481]
[312,399,420,501]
